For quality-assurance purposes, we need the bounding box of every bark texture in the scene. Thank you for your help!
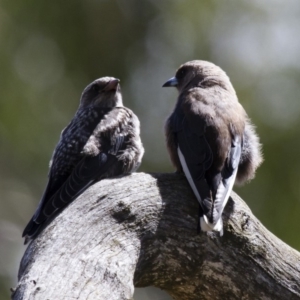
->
[12,172,300,300]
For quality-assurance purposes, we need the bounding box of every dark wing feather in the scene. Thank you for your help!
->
[22,107,115,239]
[42,152,122,219]
[30,107,112,222]
[23,152,123,240]
[174,104,242,232]
[211,135,242,224]
[174,112,213,216]
[23,107,141,242]
[109,134,125,155]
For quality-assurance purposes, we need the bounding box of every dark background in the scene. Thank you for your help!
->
[1,1,300,299]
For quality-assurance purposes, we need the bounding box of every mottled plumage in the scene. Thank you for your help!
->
[23,77,144,243]
[163,60,262,235]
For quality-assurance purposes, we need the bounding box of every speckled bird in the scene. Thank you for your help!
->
[23,77,144,243]
[163,60,263,235]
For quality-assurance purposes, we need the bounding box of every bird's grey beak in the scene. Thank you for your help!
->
[104,78,120,92]
[162,77,178,87]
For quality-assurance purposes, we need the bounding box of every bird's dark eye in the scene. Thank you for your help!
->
[91,84,100,92]
[176,68,187,79]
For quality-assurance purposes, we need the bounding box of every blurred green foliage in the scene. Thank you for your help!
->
[1,0,300,299]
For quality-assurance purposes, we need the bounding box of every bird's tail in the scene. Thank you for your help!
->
[22,217,43,244]
[200,215,224,236]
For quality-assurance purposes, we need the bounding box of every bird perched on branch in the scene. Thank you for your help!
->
[163,60,262,235]
[23,77,144,243]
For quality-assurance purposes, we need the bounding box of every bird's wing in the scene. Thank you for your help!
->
[39,152,123,221]
[175,105,242,235]
[31,107,112,221]
[22,153,120,239]
[46,110,133,215]
[210,134,242,231]
[174,110,213,215]
[23,107,131,239]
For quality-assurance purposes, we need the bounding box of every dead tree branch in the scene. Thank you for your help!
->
[13,173,300,300]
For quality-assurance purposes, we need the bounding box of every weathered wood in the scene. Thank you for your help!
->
[12,173,300,300]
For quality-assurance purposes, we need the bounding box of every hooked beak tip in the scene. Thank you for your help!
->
[162,77,178,87]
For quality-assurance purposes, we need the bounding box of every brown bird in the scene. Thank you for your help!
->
[23,77,144,243]
[163,60,262,235]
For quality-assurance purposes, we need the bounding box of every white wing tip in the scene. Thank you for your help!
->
[200,215,224,236]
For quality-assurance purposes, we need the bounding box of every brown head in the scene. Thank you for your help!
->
[163,60,236,95]
[80,77,123,108]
